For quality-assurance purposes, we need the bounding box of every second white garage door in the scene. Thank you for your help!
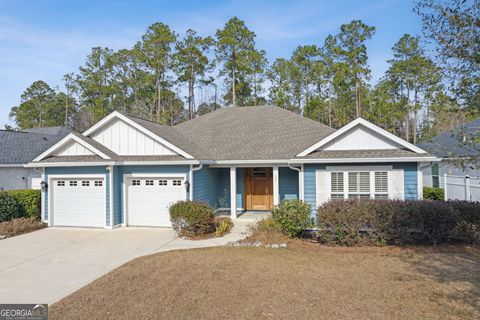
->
[126,177,186,227]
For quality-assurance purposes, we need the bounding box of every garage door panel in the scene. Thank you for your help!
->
[127,178,186,227]
[52,178,105,227]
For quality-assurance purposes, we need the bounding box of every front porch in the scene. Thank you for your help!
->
[192,165,302,219]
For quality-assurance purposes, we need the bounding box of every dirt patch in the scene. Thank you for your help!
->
[0,217,46,238]
[50,245,480,320]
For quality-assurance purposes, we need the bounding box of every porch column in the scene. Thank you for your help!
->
[230,167,237,219]
[273,166,279,206]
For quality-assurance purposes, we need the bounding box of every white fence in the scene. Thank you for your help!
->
[444,174,480,201]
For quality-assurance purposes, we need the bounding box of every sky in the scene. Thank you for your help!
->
[0,0,423,128]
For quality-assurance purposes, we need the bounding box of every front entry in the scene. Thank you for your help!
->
[244,168,273,210]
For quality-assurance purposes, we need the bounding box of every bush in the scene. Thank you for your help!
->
[0,192,23,222]
[423,187,444,200]
[7,190,41,219]
[215,217,233,237]
[316,199,480,246]
[169,201,215,236]
[271,199,312,237]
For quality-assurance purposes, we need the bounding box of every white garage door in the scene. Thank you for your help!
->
[52,178,105,227]
[126,177,186,227]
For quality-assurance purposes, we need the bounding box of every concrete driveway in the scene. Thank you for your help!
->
[0,220,250,305]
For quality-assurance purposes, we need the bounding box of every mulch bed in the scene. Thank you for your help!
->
[0,217,46,238]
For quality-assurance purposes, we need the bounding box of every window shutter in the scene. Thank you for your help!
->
[316,170,330,206]
[375,172,388,192]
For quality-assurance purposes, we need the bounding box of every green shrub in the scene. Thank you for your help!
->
[316,199,480,246]
[215,217,233,237]
[169,201,215,236]
[423,187,444,200]
[271,199,312,237]
[0,192,23,222]
[7,190,41,219]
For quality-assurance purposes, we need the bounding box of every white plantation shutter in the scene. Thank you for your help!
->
[374,172,388,199]
[389,170,404,200]
[316,170,330,206]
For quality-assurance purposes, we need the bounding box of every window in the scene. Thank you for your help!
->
[330,172,344,200]
[145,180,154,186]
[159,180,167,186]
[374,172,388,199]
[431,164,439,188]
[82,181,90,187]
[348,172,370,199]
[94,180,102,187]
[69,181,77,187]
[132,180,140,186]
[173,180,182,186]
[57,181,65,187]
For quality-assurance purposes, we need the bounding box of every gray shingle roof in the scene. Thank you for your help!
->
[175,105,335,160]
[37,155,186,163]
[301,149,433,159]
[0,129,69,164]
[23,126,71,136]
[417,119,480,158]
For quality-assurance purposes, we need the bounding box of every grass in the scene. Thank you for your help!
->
[50,244,480,320]
[0,217,46,238]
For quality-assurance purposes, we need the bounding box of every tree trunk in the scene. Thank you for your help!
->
[232,68,236,107]
[156,74,161,123]
[355,76,360,118]
[188,79,195,119]
[328,80,333,127]
[413,89,418,144]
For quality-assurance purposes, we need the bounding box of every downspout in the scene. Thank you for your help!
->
[288,163,304,201]
[33,167,45,221]
[189,164,203,201]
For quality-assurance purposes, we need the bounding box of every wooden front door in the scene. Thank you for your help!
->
[244,168,273,210]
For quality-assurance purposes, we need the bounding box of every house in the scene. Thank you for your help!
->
[0,127,70,190]
[417,119,480,188]
[26,106,438,229]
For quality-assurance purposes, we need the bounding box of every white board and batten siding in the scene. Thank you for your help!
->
[322,126,403,151]
[53,140,95,156]
[315,166,404,207]
[91,118,177,156]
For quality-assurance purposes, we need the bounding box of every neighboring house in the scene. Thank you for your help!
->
[0,127,70,190]
[417,119,480,189]
[27,106,438,229]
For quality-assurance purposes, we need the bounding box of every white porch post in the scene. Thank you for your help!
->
[230,167,237,219]
[273,166,279,206]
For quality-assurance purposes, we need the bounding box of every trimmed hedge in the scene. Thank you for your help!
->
[423,187,444,200]
[170,200,215,236]
[8,190,41,219]
[271,199,312,237]
[316,199,480,246]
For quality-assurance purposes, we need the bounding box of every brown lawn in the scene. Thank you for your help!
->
[50,245,480,320]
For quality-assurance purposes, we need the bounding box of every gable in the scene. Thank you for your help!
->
[297,118,427,157]
[90,117,179,156]
[322,125,403,151]
[53,140,95,156]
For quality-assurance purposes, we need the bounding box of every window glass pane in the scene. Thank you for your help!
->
[431,164,439,176]
[331,194,344,200]
[375,194,388,199]
[359,172,370,192]
[375,172,388,192]
[432,176,439,188]
[348,172,370,193]
[331,172,344,193]
[348,172,357,192]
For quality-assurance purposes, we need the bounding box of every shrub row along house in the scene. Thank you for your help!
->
[27,106,439,228]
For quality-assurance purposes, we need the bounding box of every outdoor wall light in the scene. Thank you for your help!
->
[40,181,48,192]
[184,180,190,193]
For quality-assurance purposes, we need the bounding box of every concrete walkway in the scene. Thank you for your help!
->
[0,219,254,305]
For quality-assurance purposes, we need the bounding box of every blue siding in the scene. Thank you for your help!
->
[236,168,244,209]
[304,164,326,216]
[114,165,190,226]
[44,166,110,225]
[279,167,299,201]
[193,166,220,208]
[217,168,230,208]
[394,163,418,200]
